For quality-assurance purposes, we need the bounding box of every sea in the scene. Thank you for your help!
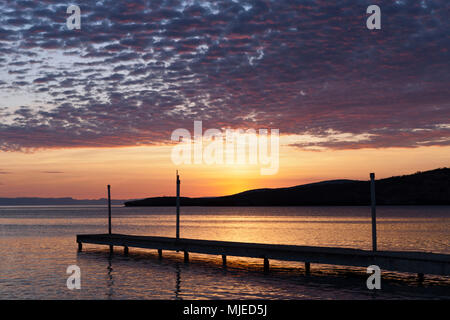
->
[0,205,449,299]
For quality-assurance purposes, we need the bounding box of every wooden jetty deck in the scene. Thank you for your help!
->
[76,233,450,278]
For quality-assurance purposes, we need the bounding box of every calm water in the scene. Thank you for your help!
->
[0,206,449,299]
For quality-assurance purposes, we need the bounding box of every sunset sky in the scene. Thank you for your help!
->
[0,0,449,199]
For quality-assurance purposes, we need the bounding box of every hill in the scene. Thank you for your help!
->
[124,168,450,206]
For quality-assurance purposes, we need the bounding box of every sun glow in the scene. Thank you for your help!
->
[0,142,449,199]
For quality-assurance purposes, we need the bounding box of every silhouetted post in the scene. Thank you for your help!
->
[418,272,424,282]
[222,255,227,267]
[305,262,311,275]
[108,185,112,235]
[370,173,377,252]
[184,251,189,263]
[158,249,163,259]
[176,171,180,240]
[264,257,269,272]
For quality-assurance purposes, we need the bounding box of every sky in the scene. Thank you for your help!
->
[0,0,449,199]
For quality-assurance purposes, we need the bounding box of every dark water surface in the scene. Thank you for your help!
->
[0,206,449,299]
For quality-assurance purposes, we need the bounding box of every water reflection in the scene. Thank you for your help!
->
[106,257,114,299]
[4,205,447,299]
[174,263,181,300]
[71,247,449,300]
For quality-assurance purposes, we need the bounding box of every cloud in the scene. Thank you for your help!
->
[0,0,448,151]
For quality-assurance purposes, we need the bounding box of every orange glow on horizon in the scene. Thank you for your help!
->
[0,144,449,199]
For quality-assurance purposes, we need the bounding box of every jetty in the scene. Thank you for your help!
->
[76,233,450,278]
[76,173,450,280]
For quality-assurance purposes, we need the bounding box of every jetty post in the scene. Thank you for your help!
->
[108,184,112,235]
[108,184,113,253]
[370,173,377,252]
[176,171,180,240]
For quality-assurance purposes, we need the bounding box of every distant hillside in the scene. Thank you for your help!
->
[125,168,450,206]
[0,197,128,206]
